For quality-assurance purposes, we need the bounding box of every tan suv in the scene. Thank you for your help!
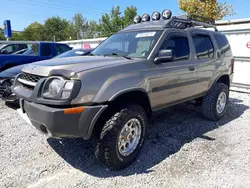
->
[13,10,234,170]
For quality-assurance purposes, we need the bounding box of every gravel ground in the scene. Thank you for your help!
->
[0,91,250,188]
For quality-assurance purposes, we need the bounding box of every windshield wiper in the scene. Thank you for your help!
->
[104,53,132,60]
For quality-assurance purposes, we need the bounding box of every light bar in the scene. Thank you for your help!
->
[162,9,172,20]
[141,14,150,22]
[152,11,161,21]
[133,15,142,24]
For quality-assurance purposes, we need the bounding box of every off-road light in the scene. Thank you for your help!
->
[162,9,172,20]
[152,11,161,21]
[141,14,150,22]
[133,15,142,24]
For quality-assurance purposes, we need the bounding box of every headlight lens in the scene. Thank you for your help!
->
[42,77,79,100]
[49,79,62,96]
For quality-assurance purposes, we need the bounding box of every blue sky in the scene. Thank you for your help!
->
[0,0,248,31]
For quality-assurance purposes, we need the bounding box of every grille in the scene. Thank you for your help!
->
[19,73,43,91]
[22,74,42,83]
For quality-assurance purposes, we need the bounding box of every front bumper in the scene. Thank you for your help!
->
[18,99,107,139]
[0,79,17,102]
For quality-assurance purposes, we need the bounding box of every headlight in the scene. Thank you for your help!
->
[42,77,80,100]
[49,79,62,96]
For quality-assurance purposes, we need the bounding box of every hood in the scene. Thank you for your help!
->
[22,56,136,76]
[0,64,26,78]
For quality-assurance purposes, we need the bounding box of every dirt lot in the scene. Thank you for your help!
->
[0,91,250,188]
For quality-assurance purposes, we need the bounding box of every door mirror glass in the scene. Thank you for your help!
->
[154,49,174,64]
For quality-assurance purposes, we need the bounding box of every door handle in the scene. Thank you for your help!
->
[188,66,195,71]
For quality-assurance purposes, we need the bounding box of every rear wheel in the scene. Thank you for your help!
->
[201,83,229,121]
[95,103,147,170]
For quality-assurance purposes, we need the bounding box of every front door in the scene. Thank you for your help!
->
[149,33,197,110]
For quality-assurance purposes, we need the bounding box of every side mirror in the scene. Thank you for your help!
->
[0,49,7,54]
[154,49,174,64]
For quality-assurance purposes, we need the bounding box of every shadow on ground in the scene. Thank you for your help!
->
[47,97,249,177]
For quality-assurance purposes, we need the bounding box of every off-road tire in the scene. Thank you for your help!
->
[201,83,229,121]
[95,104,147,170]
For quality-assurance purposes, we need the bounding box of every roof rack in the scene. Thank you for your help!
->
[165,15,218,31]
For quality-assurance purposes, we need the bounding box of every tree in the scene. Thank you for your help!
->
[9,32,25,41]
[22,22,45,41]
[122,6,137,27]
[179,0,234,22]
[43,16,71,41]
[71,13,89,39]
[86,21,100,39]
[98,6,137,37]
[0,28,5,40]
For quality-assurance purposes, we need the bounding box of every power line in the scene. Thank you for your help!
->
[8,0,104,16]
[30,0,106,13]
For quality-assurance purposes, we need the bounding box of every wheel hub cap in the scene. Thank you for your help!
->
[118,118,142,156]
[216,92,227,114]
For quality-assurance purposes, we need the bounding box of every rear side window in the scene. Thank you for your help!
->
[162,36,190,61]
[214,34,231,57]
[193,35,214,59]
[55,44,71,55]
[41,43,52,56]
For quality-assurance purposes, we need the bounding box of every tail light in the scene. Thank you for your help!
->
[231,58,234,73]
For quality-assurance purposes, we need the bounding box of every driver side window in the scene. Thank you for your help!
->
[161,36,190,61]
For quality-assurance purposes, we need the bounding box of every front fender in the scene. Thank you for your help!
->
[92,72,149,103]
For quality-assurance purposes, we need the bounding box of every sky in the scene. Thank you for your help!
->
[0,0,248,31]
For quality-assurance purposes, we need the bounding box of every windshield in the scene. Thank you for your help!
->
[54,49,89,58]
[91,30,163,58]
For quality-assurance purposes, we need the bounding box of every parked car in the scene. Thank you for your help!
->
[0,43,28,54]
[13,10,234,170]
[0,48,93,104]
[0,42,71,72]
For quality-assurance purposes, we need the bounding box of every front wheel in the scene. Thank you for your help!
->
[95,104,147,170]
[201,83,229,121]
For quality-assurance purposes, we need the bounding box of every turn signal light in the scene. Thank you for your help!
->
[64,106,85,114]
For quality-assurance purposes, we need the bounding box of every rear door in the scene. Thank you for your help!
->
[149,32,197,110]
[191,32,218,95]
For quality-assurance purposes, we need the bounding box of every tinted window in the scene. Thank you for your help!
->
[41,43,52,56]
[162,36,190,61]
[193,35,214,59]
[55,44,71,55]
[19,44,28,49]
[214,34,231,57]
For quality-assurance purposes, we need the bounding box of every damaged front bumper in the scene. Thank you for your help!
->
[0,78,18,102]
